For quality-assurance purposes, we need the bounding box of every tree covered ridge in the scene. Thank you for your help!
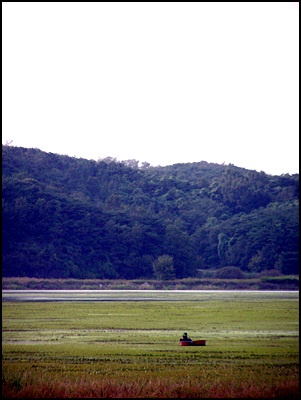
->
[2,145,299,279]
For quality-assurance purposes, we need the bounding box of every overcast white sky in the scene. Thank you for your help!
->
[2,2,299,175]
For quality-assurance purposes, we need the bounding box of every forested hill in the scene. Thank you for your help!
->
[2,145,299,279]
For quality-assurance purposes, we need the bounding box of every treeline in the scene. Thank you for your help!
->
[2,145,299,279]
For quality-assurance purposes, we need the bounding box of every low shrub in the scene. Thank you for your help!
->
[214,266,245,279]
[259,269,283,277]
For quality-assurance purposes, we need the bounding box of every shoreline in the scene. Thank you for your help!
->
[2,276,299,291]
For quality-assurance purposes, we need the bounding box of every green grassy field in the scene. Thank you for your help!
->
[2,291,299,398]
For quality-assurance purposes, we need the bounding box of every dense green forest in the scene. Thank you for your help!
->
[2,145,299,279]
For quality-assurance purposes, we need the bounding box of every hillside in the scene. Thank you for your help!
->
[2,145,299,279]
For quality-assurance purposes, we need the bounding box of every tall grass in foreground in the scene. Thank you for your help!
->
[2,369,299,398]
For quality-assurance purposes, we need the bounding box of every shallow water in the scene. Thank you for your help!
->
[2,289,298,302]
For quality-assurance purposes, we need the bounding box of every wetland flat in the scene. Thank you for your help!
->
[2,290,299,398]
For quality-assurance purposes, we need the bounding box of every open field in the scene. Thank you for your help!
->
[2,291,299,398]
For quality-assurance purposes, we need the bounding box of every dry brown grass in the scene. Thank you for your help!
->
[2,374,299,398]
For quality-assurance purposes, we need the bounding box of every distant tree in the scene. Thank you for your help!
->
[217,233,229,266]
[140,161,151,169]
[98,156,117,164]
[152,255,175,280]
[163,223,197,278]
[248,250,265,272]
[122,159,139,168]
